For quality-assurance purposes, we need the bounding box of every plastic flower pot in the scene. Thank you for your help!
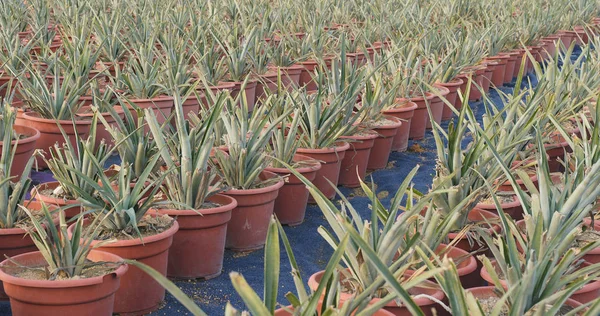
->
[582,218,600,264]
[308,268,446,316]
[462,66,486,101]
[437,78,464,121]
[265,155,321,225]
[197,82,236,109]
[153,194,237,279]
[31,181,82,219]
[298,57,334,92]
[229,79,258,111]
[485,55,509,87]
[68,218,179,315]
[476,195,524,221]
[383,100,417,152]
[16,112,91,169]
[297,142,350,202]
[268,64,303,92]
[0,124,39,180]
[77,105,125,149]
[0,250,128,316]
[255,70,280,103]
[339,131,378,188]
[481,62,495,93]
[426,85,450,129]
[223,171,284,251]
[467,286,584,313]
[447,208,500,254]
[501,51,519,83]
[368,116,402,171]
[408,92,435,140]
[123,95,174,133]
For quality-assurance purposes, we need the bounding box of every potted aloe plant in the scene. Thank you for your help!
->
[213,94,285,251]
[146,92,236,279]
[0,206,128,315]
[63,152,176,315]
[264,93,321,226]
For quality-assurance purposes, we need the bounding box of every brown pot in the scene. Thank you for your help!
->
[181,93,202,120]
[228,79,258,111]
[480,261,600,304]
[383,100,417,152]
[16,112,92,169]
[426,86,450,129]
[339,131,378,187]
[0,227,36,301]
[197,82,236,109]
[462,66,486,102]
[447,208,500,253]
[153,194,236,279]
[255,71,280,102]
[476,195,524,221]
[297,142,350,202]
[298,57,334,92]
[268,64,303,92]
[368,116,402,171]
[0,250,127,316]
[467,286,584,313]
[123,95,174,132]
[223,171,284,251]
[76,105,125,149]
[582,218,600,264]
[308,269,446,316]
[500,52,519,84]
[0,125,39,180]
[265,155,321,226]
[31,182,82,219]
[69,219,179,315]
[485,55,509,87]
[408,93,435,140]
[481,62,496,93]
[347,51,368,67]
[438,78,464,121]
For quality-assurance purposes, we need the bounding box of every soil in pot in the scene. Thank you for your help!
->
[223,171,284,251]
[297,142,350,202]
[382,100,417,152]
[408,93,435,140]
[0,250,128,316]
[339,131,378,188]
[153,194,237,279]
[266,155,321,226]
[69,215,179,315]
[438,78,464,121]
[0,124,39,180]
[367,117,402,171]
[16,112,92,169]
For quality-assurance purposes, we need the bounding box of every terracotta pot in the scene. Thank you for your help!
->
[0,124,39,180]
[467,286,584,312]
[481,62,496,93]
[197,82,236,109]
[476,195,524,221]
[265,155,321,226]
[480,261,600,304]
[308,269,446,316]
[437,78,464,121]
[573,27,590,45]
[255,71,279,102]
[268,64,303,91]
[153,194,236,279]
[368,116,402,171]
[462,66,485,101]
[0,227,36,301]
[69,219,179,315]
[501,52,519,83]
[228,79,258,111]
[426,86,450,129]
[447,208,500,254]
[223,171,284,251]
[180,93,202,121]
[297,142,350,202]
[545,129,576,172]
[298,57,334,92]
[455,74,470,110]
[485,55,509,87]
[511,49,526,79]
[339,131,378,187]
[96,61,125,76]
[582,218,600,264]
[31,182,82,219]
[0,250,127,316]
[383,100,417,152]
[123,95,174,132]
[408,93,435,140]
[76,105,125,149]
[16,112,92,169]
[347,51,368,66]
[558,30,577,48]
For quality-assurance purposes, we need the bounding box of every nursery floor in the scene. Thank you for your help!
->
[0,48,582,316]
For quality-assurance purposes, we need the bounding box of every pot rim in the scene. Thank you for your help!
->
[22,111,92,125]
[266,154,322,174]
[151,193,238,217]
[5,124,41,145]
[223,171,285,195]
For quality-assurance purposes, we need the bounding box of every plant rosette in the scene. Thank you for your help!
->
[382,100,418,152]
[436,78,464,121]
[308,268,446,316]
[407,92,436,140]
[466,286,584,314]
[426,85,450,129]
[0,124,39,180]
[15,112,92,169]
[480,259,600,304]
[67,215,179,315]
[152,194,237,279]
[297,142,350,202]
[0,250,128,316]
[223,171,284,251]
[367,116,402,171]
[339,131,379,188]
[76,105,125,149]
[265,155,321,226]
